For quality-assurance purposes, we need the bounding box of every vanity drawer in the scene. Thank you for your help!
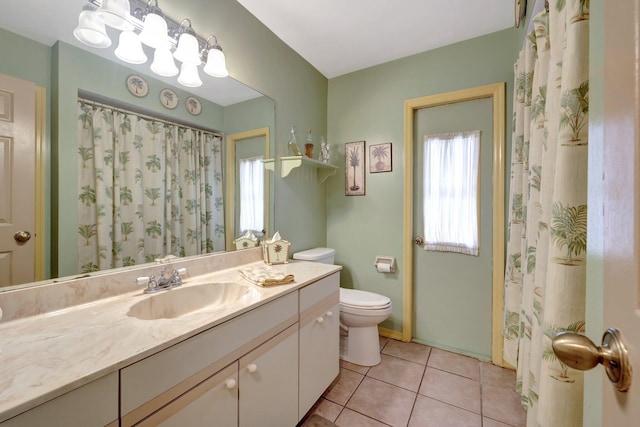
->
[0,372,118,427]
[299,272,339,313]
[120,291,298,425]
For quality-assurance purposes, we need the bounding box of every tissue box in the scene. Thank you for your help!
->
[262,239,291,265]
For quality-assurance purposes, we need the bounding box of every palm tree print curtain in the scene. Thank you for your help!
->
[503,1,589,426]
[77,100,225,273]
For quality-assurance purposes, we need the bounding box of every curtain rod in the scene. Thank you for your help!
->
[78,93,223,137]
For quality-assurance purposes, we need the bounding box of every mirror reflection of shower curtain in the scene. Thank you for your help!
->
[77,100,225,273]
[238,156,264,234]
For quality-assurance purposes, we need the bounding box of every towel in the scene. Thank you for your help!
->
[239,266,295,287]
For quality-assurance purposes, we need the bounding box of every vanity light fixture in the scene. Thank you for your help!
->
[203,35,229,78]
[73,0,229,88]
[73,6,112,48]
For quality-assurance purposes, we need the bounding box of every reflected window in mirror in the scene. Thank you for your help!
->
[238,156,264,236]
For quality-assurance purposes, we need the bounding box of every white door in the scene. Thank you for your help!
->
[600,0,640,422]
[0,74,35,287]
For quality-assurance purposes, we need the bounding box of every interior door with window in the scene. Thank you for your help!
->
[0,74,35,287]
[412,97,494,359]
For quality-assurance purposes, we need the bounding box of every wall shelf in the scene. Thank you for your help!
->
[280,156,338,182]
[262,158,275,172]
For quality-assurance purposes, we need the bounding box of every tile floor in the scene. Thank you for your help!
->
[304,336,526,427]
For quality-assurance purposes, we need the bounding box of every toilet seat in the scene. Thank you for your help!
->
[340,288,391,310]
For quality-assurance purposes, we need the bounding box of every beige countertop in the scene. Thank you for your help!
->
[0,259,341,423]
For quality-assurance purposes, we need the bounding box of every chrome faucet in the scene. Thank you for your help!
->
[136,268,187,294]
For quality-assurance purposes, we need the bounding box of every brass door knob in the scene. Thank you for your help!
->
[13,231,31,243]
[552,328,631,392]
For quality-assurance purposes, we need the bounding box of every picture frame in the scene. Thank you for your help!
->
[345,141,366,196]
[159,88,179,109]
[369,142,392,173]
[125,74,149,98]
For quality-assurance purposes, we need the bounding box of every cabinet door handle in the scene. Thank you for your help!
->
[247,363,258,373]
[317,316,324,324]
[325,311,333,317]
[225,378,236,389]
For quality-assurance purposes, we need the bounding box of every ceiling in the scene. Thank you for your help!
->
[0,0,517,94]
[237,0,516,78]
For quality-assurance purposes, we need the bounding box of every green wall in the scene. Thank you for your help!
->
[326,28,522,349]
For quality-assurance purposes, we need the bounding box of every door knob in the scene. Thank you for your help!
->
[14,231,31,243]
[552,328,631,392]
[414,236,424,246]
[247,363,258,373]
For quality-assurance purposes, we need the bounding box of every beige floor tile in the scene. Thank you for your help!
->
[483,417,517,427]
[427,348,480,381]
[480,362,517,389]
[340,358,370,375]
[408,395,481,427]
[481,384,527,427]
[367,353,426,392]
[379,335,389,351]
[418,368,481,413]
[347,377,416,427]
[335,408,388,427]
[323,368,365,406]
[307,397,344,423]
[382,339,431,365]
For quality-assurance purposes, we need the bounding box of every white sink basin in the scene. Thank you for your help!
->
[127,282,259,320]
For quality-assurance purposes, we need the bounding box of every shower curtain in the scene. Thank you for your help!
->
[503,1,589,426]
[77,100,225,273]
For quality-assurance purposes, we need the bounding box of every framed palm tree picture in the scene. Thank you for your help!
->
[345,140,365,196]
[369,142,392,173]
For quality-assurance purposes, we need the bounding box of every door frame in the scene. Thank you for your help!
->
[400,82,506,365]
[224,127,270,251]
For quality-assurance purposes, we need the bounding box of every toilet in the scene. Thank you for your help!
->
[292,247,392,366]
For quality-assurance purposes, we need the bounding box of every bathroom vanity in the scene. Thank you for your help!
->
[0,249,340,426]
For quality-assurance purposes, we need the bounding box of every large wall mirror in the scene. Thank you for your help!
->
[0,1,276,290]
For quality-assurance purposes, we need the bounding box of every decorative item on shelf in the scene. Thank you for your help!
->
[159,88,178,109]
[233,230,259,250]
[73,0,229,88]
[369,142,392,173]
[287,125,302,156]
[125,74,149,97]
[261,231,291,265]
[345,140,366,196]
[185,96,202,115]
[318,136,330,163]
[304,128,314,158]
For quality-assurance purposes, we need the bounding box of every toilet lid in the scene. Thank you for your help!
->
[340,288,391,309]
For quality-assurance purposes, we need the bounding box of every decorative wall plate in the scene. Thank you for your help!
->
[160,88,179,109]
[185,96,202,115]
[126,74,149,98]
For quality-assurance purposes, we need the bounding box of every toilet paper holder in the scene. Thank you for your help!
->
[374,256,396,273]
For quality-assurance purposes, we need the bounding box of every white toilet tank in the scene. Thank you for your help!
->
[292,247,336,264]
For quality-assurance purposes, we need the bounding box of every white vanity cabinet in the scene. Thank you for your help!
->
[239,324,299,427]
[120,291,299,426]
[137,362,239,427]
[0,372,118,427]
[298,273,340,419]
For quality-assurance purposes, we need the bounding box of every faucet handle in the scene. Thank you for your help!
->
[136,275,157,293]
[175,267,187,276]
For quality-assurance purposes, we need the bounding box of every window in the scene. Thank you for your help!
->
[423,131,480,256]
[239,156,264,233]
